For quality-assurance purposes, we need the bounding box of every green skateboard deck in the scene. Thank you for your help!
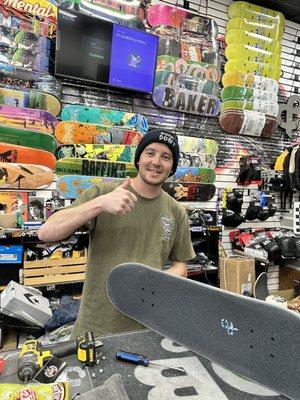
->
[178,136,218,169]
[0,162,53,189]
[221,85,278,102]
[221,99,279,117]
[172,167,216,183]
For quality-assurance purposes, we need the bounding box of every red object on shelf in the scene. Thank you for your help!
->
[0,357,5,374]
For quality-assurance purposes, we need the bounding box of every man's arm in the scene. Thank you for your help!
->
[38,178,137,243]
[166,261,187,277]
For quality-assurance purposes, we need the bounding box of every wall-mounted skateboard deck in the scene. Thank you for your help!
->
[57,175,119,198]
[0,142,56,169]
[55,158,137,178]
[221,85,278,102]
[225,44,281,65]
[177,136,218,169]
[155,70,219,96]
[55,144,136,163]
[156,55,221,83]
[153,85,221,116]
[226,18,284,40]
[225,29,281,53]
[0,105,57,134]
[55,121,143,145]
[0,62,62,95]
[147,3,218,37]
[172,167,216,183]
[0,46,50,73]
[221,99,279,117]
[162,181,216,201]
[225,60,281,81]
[61,105,148,133]
[0,26,51,50]
[219,108,277,138]
[0,125,56,152]
[0,162,53,189]
[228,1,285,25]
[222,71,279,91]
[0,87,61,116]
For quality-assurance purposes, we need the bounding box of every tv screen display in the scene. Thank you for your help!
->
[55,8,159,93]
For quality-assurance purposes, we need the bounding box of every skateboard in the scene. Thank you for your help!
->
[55,158,137,178]
[0,26,52,50]
[55,121,143,145]
[152,85,221,116]
[172,167,216,183]
[0,62,62,94]
[225,60,281,81]
[155,71,219,97]
[219,109,277,138]
[0,87,61,116]
[0,104,57,134]
[57,175,118,198]
[79,0,145,20]
[226,18,284,41]
[225,29,281,53]
[61,105,148,134]
[147,4,218,37]
[55,144,136,163]
[0,125,56,152]
[0,162,53,189]
[221,85,278,102]
[228,1,285,25]
[0,47,50,72]
[156,55,221,83]
[162,182,216,201]
[225,44,281,66]
[107,263,300,400]
[222,71,279,91]
[221,99,279,118]
[254,272,269,300]
[0,142,56,169]
[178,136,218,169]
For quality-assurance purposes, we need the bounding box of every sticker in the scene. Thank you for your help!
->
[239,110,265,136]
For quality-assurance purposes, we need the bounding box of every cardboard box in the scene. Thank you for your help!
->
[0,281,52,327]
[220,257,255,295]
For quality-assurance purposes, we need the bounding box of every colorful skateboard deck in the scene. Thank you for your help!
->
[0,87,61,116]
[226,18,284,41]
[221,85,278,102]
[0,45,50,72]
[172,167,216,183]
[228,1,285,25]
[0,105,57,134]
[55,122,142,145]
[178,137,218,169]
[55,144,136,163]
[225,29,281,53]
[0,142,56,169]
[222,71,279,91]
[225,44,281,65]
[155,71,219,96]
[147,4,218,37]
[0,26,51,49]
[225,60,281,81]
[221,99,279,117]
[57,175,118,199]
[61,105,148,134]
[153,85,221,116]
[107,263,300,400]
[55,158,137,178]
[0,125,56,152]
[162,181,216,201]
[0,162,53,189]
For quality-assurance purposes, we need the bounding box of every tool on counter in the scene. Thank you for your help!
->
[116,350,185,372]
[18,331,102,382]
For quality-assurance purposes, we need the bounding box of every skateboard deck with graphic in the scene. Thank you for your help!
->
[225,60,281,81]
[0,162,53,189]
[178,137,218,169]
[0,105,57,134]
[0,25,51,50]
[226,18,284,41]
[0,142,56,169]
[57,175,118,198]
[0,87,61,116]
[225,44,281,66]
[172,167,216,183]
[228,1,285,25]
[147,4,218,37]
[155,70,219,96]
[221,85,278,102]
[55,158,137,178]
[225,29,281,53]
[55,121,143,145]
[153,85,221,116]
[221,99,279,117]
[162,181,216,201]
[0,125,56,152]
[61,105,148,133]
[0,62,62,94]
[55,144,136,163]
[222,71,279,91]
[107,263,300,400]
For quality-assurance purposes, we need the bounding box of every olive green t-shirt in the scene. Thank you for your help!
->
[70,181,195,338]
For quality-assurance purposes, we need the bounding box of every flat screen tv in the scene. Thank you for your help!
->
[55,8,159,93]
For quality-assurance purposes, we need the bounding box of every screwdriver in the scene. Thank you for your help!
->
[116,350,185,372]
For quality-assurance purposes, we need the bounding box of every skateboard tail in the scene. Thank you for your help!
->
[107,263,300,400]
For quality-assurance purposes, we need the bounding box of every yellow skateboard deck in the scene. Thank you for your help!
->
[225,60,281,81]
[228,1,285,26]
[225,29,281,53]
[222,71,279,91]
[226,18,284,40]
[225,43,281,65]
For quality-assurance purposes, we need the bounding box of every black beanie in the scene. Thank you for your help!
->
[134,129,180,175]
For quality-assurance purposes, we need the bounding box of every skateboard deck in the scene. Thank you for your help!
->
[57,175,118,198]
[225,29,281,53]
[228,1,285,25]
[221,85,278,102]
[0,62,62,94]
[0,104,57,134]
[221,99,279,117]
[254,272,269,300]
[155,70,219,96]
[55,158,137,178]
[178,136,218,169]
[55,121,143,145]
[0,87,61,116]
[226,18,284,41]
[172,167,216,183]
[225,60,281,81]
[0,162,53,189]
[0,44,50,72]
[225,44,281,65]
[147,4,218,37]
[61,105,148,133]
[153,85,221,116]
[222,71,279,91]
[162,181,216,201]
[0,25,51,48]
[55,144,136,163]
[0,142,56,169]
[0,125,56,152]
[107,263,300,400]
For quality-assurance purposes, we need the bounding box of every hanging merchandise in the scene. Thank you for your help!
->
[236,155,262,186]
[221,188,245,228]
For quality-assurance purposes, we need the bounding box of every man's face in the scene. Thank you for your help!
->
[137,142,173,186]
[30,205,41,218]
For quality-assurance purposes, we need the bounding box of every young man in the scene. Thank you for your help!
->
[38,129,195,337]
